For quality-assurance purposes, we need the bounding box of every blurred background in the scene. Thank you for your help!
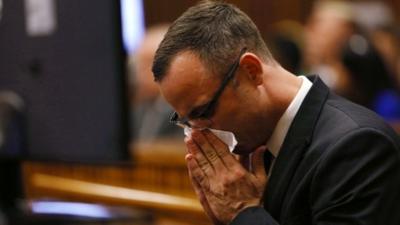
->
[0,0,399,225]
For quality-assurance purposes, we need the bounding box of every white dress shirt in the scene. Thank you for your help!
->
[265,76,312,172]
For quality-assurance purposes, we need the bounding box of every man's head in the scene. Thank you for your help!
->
[152,1,272,82]
[152,1,298,154]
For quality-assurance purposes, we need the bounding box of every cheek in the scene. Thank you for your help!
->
[213,100,249,133]
[211,86,256,134]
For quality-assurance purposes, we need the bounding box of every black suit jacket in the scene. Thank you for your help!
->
[231,76,400,225]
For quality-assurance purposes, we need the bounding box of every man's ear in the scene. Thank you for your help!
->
[239,53,264,86]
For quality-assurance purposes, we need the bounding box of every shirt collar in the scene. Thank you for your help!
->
[266,76,313,157]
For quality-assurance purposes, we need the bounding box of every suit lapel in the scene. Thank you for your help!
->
[264,76,330,221]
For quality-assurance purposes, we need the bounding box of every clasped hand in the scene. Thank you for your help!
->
[185,129,267,225]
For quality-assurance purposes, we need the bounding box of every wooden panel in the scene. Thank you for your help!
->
[22,140,211,225]
[29,173,201,212]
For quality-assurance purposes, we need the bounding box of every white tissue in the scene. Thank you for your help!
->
[184,127,238,152]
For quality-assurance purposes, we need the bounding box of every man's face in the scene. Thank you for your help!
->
[158,51,265,154]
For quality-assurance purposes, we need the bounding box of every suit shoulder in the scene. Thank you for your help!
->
[307,93,400,159]
[318,94,398,141]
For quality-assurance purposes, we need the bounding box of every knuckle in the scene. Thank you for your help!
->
[193,172,206,184]
[201,179,210,191]
[207,151,219,162]
[222,179,231,189]
[212,181,229,197]
[233,169,246,179]
[220,170,245,187]
[216,148,229,157]
[192,131,205,143]
[198,159,209,169]
[196,137,206,146]
[222,174,235,187]
[185,141,198,153]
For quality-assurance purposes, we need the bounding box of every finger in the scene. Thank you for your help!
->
[202,129,238,167]
[191,130,222,169]
[188,167,209,208]
[184,136,191,154]
[188,170,222,225]
[186,153,210,189]
[187,160,206,199]
[188,166,202,196]
[185,137,215,176]
[251,146,267,179]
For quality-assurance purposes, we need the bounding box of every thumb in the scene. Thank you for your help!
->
[251,145,267,179]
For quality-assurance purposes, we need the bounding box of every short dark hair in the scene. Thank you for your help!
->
[152,0,273,82]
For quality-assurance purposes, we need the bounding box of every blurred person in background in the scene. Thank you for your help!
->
[352,1,400,90]
[338,33,400,121]
[127,24,181,142]
[303,0,355,90]
[304,0,400,128]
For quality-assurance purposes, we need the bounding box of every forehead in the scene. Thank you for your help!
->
[159,51,218,115]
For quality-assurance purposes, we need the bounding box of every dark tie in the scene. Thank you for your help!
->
[264,150,274,175]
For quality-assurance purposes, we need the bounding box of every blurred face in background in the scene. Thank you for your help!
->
[130,25,169,104]
[303,2,355,92]
[304,3,354,67]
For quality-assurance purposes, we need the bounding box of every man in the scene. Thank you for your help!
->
[152,1,400,225]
